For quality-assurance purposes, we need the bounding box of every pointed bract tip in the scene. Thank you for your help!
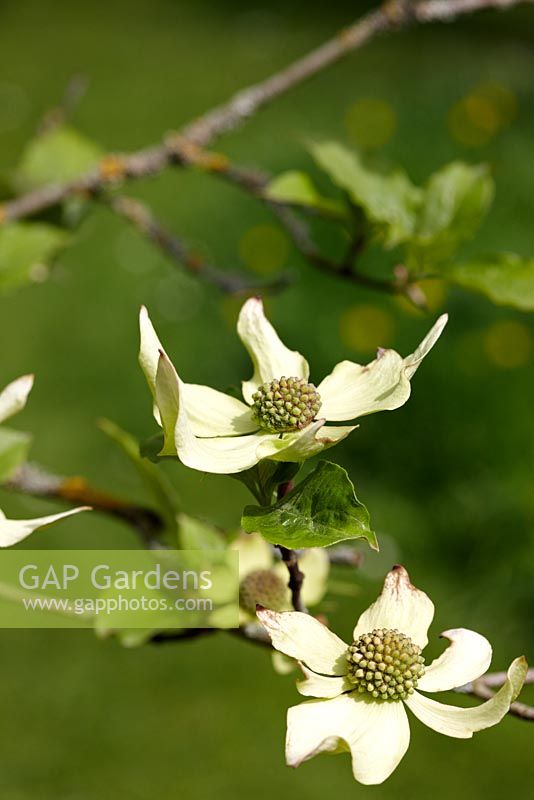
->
[256,605,276,627]
[388,564,412,584]
[19,374,34,397]
[242,295,264,312]
[14,373,34,393]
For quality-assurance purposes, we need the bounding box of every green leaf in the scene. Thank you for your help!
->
[444,253,534,311]
[241,460,377,550]
[0,427,32,482]
[310,141,422,247]
[408,161,494,266]
[265,170,347,218]
[98,418,181,535]
[100,421,226,551]
[0,222,69,293]
[14,125,103,192]
[177,513,226,550]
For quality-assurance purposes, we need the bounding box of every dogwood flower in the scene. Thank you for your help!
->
[139,300,447,474]
[257,565,527,786]
[232,531,329,624]
[0,375,89,546]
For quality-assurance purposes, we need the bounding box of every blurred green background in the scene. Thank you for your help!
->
[0,0,532,797]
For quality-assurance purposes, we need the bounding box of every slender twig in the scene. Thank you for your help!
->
[151,628,216,645]
[276,545,306,612]
[1,0,531,227]
[327,545,365,567]
[476,667,534,689]
[166,139,407,296]
[416,0,531,21]
[230,622,273,647]
[6,462,163,547]
[181,0,533,146]
[163,140,406,295]
[5,462,371,566]
[37,74,89,135]
[107,194,290,294]
[151,624,272,648]
[161,140,422,298]
[272,204,402,294]
[273,480,306,612]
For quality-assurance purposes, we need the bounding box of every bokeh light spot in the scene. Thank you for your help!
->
[239,224,289,275]
[345,98,396,150]
[339,304,394,353]
[448,81,518,148]
[465,95,500,134]
[483,320,532,369]
[479,81,517,126]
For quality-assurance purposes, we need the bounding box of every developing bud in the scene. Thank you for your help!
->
[251,377,322,433]
[346,628,425,701]
[239,569,289,615]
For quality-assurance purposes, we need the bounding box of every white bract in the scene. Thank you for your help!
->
[0,375,89,547]
[139,299,448,474]
[258,565,527,786]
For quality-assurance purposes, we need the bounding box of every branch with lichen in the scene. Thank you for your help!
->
[0,0,530,301]
[6,462,164,548]
[5,462,365,570]
[2,0,530,216]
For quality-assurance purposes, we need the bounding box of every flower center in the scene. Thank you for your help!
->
[251,377,322,433]
[346,628,425,701]
[239,569,289,614]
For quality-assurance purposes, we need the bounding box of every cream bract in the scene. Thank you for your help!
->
[139,299,448,474]
[0,375,90,546]
[257,565,527,785]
